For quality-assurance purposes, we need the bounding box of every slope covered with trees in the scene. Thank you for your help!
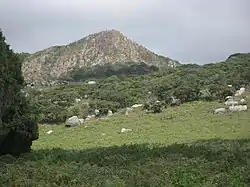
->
[24,53,250,124]
[0,30,39,156]
[60,62,159,82]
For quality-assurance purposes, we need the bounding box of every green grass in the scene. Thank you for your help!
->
[1,98,250,186]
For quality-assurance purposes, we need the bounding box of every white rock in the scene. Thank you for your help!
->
[46,130,53,134]
[87,81,96,85]
[240,87,245,93]
[75,98,81,103]
[214,108,226,114]
[79,118,84,124]
[121,128,132,133]
[229,105,247,112]
[225,96,233,100]
[94,109,100,115]
[65,116,81,127]
[240,98,246,103]
[225,99,238,106]
[131,104,143,108]
[108,110,113,116]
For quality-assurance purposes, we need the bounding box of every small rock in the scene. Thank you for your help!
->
[46,130,53,134]
[79,118,84,124]
[108,110,113,116]
[121,128,132,133]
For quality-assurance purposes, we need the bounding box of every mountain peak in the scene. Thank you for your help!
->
[22,29,179,85]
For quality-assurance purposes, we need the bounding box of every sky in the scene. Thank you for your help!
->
[0,0,249,64]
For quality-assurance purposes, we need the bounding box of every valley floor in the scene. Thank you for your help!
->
[1,99,250,186]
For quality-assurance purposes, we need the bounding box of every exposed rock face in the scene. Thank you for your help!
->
[22,29,179,86]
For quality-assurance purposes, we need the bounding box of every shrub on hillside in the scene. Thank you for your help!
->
[67,103,89,119]
[89,100,120,115]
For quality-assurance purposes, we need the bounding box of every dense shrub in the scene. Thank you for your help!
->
[0,30,39,156]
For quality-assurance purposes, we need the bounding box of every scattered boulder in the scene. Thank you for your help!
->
[65,116,81,127]
[46,130,53,134]
[85,115,92,121]
[240,87,246,93]
[79,118,84,124]
[131,104,143,108]
[240,98,246,104]
[214,108,226,114]
[87,81,96,85]
[170,96,181,106]
[235,87,246,96]
[122,107,133,116]
[75,98,81,103]
[225,96,233,101]
[107,110,113,116]
[120,128,132,133]
[224,99,238,106]
[94,109,100,116]
[229,105,247,112]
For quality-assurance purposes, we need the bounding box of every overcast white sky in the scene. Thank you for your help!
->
[0,0,249,64]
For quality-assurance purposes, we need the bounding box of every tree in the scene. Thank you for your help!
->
[0,29,39,156]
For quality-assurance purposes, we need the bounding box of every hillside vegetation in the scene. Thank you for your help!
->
[25,53,250,124]
[1,98,250,186]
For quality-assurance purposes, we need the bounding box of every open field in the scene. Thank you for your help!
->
[1,99,250,186]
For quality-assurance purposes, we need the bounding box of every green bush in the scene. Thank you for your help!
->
[0,30,38,156]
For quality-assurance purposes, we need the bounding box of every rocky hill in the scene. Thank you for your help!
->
[21,29,180,86]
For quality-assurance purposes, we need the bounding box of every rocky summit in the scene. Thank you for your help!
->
[22,29,180,86]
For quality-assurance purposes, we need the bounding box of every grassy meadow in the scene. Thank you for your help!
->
[1,97,250,186]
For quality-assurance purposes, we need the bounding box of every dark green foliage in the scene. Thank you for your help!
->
[16,52,30,62]
[143,100,164,113]
[0,139,249,186]
[0,30,38,156]
[89,100,120,114]
[61,62,159,82]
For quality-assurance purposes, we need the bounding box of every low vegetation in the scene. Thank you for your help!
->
[1,99,250,186]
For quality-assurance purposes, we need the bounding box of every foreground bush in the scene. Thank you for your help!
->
[0,30,39,156]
